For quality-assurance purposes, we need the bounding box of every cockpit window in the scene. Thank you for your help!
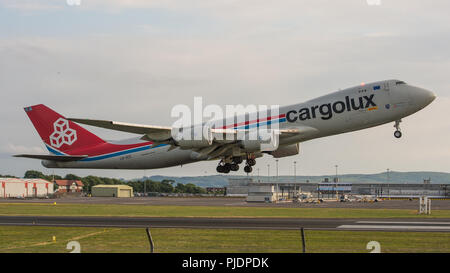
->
[396,81,406,85]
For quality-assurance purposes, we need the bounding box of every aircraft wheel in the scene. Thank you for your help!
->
[230,164,239,171]
[247,159,256,166]
[244,165,253,173]
[394,130,402,138]
[232,157,243,164]
[223,163,231,173]
[216,165,224,173]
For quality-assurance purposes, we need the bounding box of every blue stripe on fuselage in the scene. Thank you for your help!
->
[60,117,287,162]
[235,117,286,130]
[80,144,167,162]
[46,145,65,155]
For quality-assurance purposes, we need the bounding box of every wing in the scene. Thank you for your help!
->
[14,154,88,162]
[68,118,172,142]
[69,117,318,158]
[205,125,318,159]
[210,126,318,143]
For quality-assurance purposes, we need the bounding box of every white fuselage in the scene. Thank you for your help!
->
[43,79,435,169]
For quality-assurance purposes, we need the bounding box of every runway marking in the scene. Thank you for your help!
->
[357,221,450,225]
[69,229,116,241]
[2,228,114,250]
[338,225,450,231]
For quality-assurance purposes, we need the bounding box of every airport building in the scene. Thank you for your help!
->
[54,180,84,193]
[227,178,450,202]
[0,178,54,198]
[227,178,252,196]
[91,185,133,198]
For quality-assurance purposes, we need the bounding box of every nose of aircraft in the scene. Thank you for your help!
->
[422,88,436,105]
[409,85,436,108]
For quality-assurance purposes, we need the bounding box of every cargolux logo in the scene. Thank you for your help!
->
[286,94,377,122]
[50,118,77,148]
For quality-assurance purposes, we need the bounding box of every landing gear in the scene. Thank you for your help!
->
[394,119,402,138]
[394,130,402,138]
[216,159,240,173]
[230,163,239,172]
[243,154,256,173]
[232,156,243,164]
[216,164,229,173]
[247,158,256,166]
[216,154,257,173]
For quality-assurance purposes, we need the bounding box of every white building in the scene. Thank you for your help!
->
[227,178,252,196]
[0,178,54,198]
[247,184,277,202]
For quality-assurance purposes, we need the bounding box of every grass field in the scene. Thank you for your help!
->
[1,226,449,253]
[1,203,450,218]
[1,203,449,253]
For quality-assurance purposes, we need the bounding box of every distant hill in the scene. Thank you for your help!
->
[139,171,450,188]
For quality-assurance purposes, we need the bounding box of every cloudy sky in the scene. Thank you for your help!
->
[0,0,449,179]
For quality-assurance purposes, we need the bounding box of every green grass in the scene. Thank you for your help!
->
[0,226,449,253]
[0,203,450,218]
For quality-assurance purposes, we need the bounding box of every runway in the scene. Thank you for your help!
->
[0,215,449,232]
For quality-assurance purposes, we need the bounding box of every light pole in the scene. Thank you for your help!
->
[267,164,270,182]
[334,165,338,200]
[257,168,260,182]
[387,168,390,198]
[293,161,297,197]
[276,159,279,182]
[293,161,297,183]
[144,170,147,197]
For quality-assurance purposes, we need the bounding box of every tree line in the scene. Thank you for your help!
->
[10,170,206,194]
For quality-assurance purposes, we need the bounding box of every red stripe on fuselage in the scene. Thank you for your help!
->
[63,114,286,156]
[220,114,286,129]
[63,141,152,157]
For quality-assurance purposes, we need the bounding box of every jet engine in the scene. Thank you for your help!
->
[172,125,213,148]
[240,129,279,152]
[269,143,300,158]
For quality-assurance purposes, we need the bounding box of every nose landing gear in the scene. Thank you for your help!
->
[394,119,402,138]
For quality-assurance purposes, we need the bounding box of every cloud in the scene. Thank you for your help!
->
[2,0,63,11]
[1,1,450,178]
[0,143,45,155]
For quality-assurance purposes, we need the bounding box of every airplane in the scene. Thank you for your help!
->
[14,79,436,173]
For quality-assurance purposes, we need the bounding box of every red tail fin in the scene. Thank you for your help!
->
[24,104,105,154]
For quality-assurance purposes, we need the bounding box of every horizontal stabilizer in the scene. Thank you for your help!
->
[13,154,88,162]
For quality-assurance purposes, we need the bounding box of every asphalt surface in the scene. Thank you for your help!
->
[1,215,450,232]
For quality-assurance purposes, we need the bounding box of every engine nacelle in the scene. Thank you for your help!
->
[240,129,279,152]
[269,143,300,158]
[172,125,213,148]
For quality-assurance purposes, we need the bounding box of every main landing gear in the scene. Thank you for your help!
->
[394,119,402,138]
[244,156,256,174]
[216,155,256,174]
[216,156,241,174]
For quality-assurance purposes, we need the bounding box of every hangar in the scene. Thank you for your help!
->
[0,178,53,198]
[91,185,133,198]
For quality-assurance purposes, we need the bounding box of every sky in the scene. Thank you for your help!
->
[0,0,449,179]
